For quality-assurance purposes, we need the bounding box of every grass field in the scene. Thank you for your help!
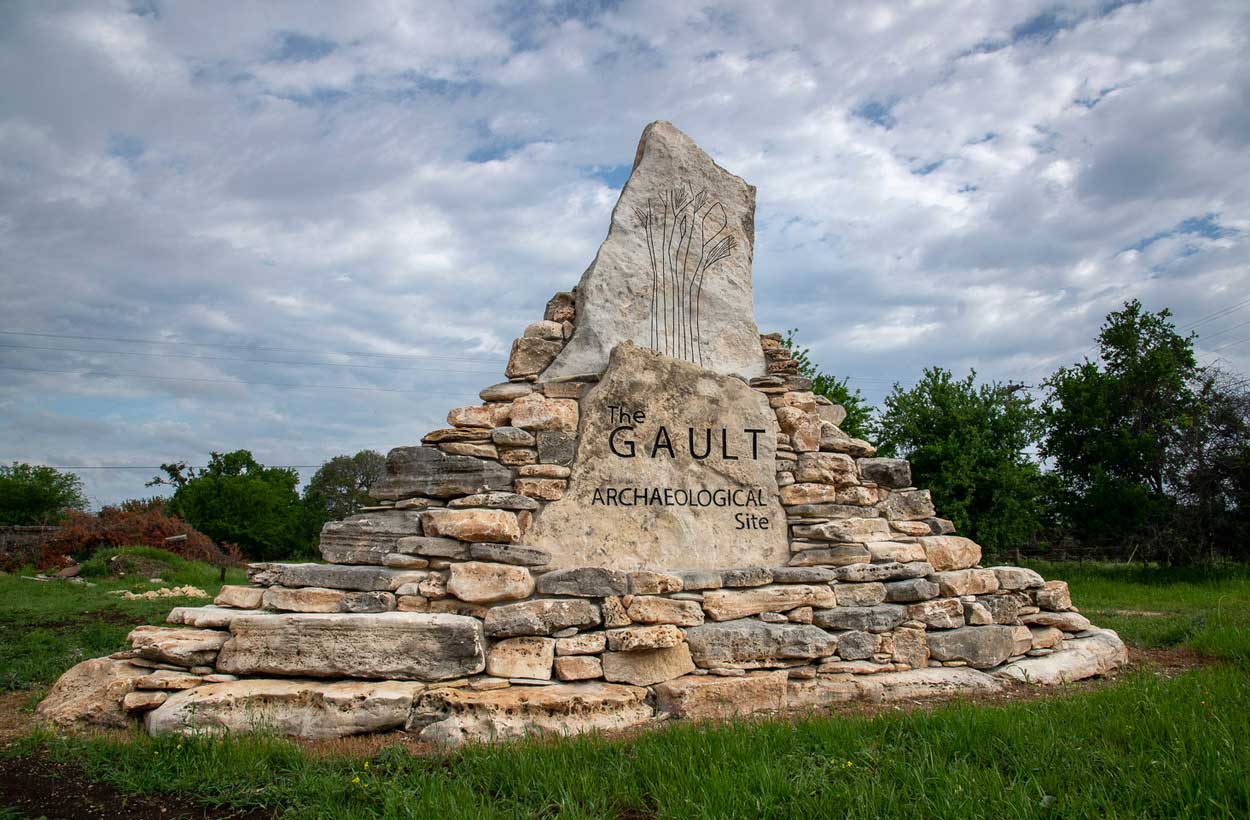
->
[2,551,1248,819]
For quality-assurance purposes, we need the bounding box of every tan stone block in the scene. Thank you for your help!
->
[653,670,787,720]
[626,596,704,626]
[794,452,857,484]
[499,448,538,466]
[262,586,345,613]
[214,585,263,609]
[514,477,566,501]
[781,483,839,506]
[602,644,696,686]
[420,509,520,543]
[920,536,982,572]
[702,584,835,621]
[931,569,999,597]
[486,637,555,680]
[509,394,579,432]
[554,655,603,681]
[606,624,683,651]
[556,632,608,656]
[447,561,534,603]
[447,405,499,429]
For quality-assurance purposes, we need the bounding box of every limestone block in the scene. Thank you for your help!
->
[990,566,1045,590]
[811,605,908,633]
[1029,625,1065,649]
[602,644,696,685]
[481,382,534,402]
[370,445,513,501]
[514,477,566,501]
[853,459,908,489]
[214,585,263,609]
[166,606,254,630]
[781,483,839,506]
[262,586,344,613]
[794,452,857,484]
[627,570,684,594]
[775,407,822,452]
[837,630,877,660]
[468,542,551,568]
[789,546,872,567]
[215,613,486,681]
[1021,611,1092,633]
[484,599,602,637]
[447,561,534,603]
[867,541,927,563]
[817,403,847,425]
[535,567,628,597]
[447,405,501,429]
[409,682,653,745]
[881,489,936,521]
[978,593,1025,624]
[875,667,1004,701]
[486,637,555,680]
[124,691,168,712]
[556,632,608,655]
[787,676,882,709]
[891,626,931,669]
[146,680,425,739]
[685,620,837,667]
[449,492,539,511]
[890,521,933,537]
[1035,580,1073,611]
[995,629,1127,685]
[626,596,704,626]
[394,536,470,560]
[554,655,603,681]
[770,566,837,583]
[509,394,578,432]
[420,509,520,544]
[926,625,1017,669]
[920,536,982,572]
[654,670,788,720]
[248,563,427,592]
[518,463,572,479]
[505,337,563,379]
[36,658,148,728]
[128,626,229,667]
[883,578,940,603]
[318,510,425,565]
[536,431,576,465]
[492,426,537,447]
[833,561,933,583]
[931,569,1000,597]
[702,585,835,621]
[833,582,887,607]
[525,320,565,341]
[907,598,965,629]
[792,517,891,543]
[541,121,765,382]
[606,624,683,651]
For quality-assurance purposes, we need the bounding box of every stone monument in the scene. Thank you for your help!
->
[38,121,1127,744]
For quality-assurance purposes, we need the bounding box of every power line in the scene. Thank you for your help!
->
[0,342,502,375]
[0,364,482,397]
[0,330,506,363]
[1177,297,1250,331]
[1198,317,1250,341]
[1211,335,1250,352]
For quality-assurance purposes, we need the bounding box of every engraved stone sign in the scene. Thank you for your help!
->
[529,342,788,570]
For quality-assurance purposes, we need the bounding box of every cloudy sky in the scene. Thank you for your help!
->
[1,0,1248,507]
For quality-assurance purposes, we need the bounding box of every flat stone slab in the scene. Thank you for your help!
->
[654,671,788,720]
[318,510,424,564]
[685,619,837,667]
[165,606,256,629]
[370,445,513,501]
[875,667,1005,701]
[408,682,654,744]
[995,629,1128,685]
[215,613,485,681]
[247,563,427,592]
[145,679,425,739]
[35,658,148,728]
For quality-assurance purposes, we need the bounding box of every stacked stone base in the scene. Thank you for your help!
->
[38,545,1127,744]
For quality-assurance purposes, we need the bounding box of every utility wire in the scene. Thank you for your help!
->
[1177,297,1250,331]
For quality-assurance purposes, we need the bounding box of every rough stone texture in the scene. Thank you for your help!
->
[493,426,537,447]
[883,578,940,603]
[653,670,788,720]
[166,606,254,630]
[124,690,168,712]
[409,683,653,745]
[486,637,556,680]
[857,458,911,488]
[920,536,982,572]
[789,545,871,567]
[514,478,567,501]
[481,382,534,402]
[509,394,579,432]
[794,452,857,484]
[248,563,427,592]
[992,566,1045,590]
[833,561,932,583]
[535,567,628,597]
[447,561,534,603]
[262,586,346,613]
[812,605,908,633]
[484,599,602,637]
[468,542,551,567]
[867,541,927,564]
[931,568,1000,597]
[770,566,836,584]
[978,593,1024,624]
[836,630,877,660]
[702,585,835,621]
[780,483,839,506]
[536,431,576,465]
[36,658,148,728]
[875,667,1004,701]
[128,626,228,667]
[792,517,891,543]
[529,344,788,570]
[1035,580,1073,611]
[996,630,1127,685]
[908,598,965,629]
[685,620,837,667]
[926,625,1017,669]
[370,446,513,501]
[146,680,425,739]
[505,337,563,379]
[542,121,765,382]
[607,624,683,651]
[891,626,931,669]
[214,586,263,609]
[834,582,887,607]
[394,536,469,560]
[628,570,684,594]
[602,644,696,685]
[626,596,704,626]
[420,509,520,544]
[556,632,608,655]
[450,492,539,511]
[216,613,486,681]
[554,655,603,681]
[881,489,936,521]
[1021,611,1092,632]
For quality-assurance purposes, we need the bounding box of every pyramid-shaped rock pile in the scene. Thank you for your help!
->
[38,122,1127,744]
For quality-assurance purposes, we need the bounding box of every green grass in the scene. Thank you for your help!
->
[0,546,246,693]
[4,559,1250,819]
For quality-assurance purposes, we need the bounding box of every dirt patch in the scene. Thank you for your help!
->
[0,753,272,820]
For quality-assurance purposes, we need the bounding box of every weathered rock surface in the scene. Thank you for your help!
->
[702,584,835,621]
[931,568,1000,597]
[535,567,628,597]
[248,563,427,592]
[606,624,683,651]
[653,670,788,720]
[542,121,765,382]
[812,605,908,633]
[529,344,787,570]
[685,620,837,667]
[409,683,653,745]
[626,596,704,626]
[128,626,229,667]
[447,561,534,603]
[370,446,513,501]
[146,680,425,739]
[926,625,1017,669]
[319,511,424,564]
[486,637,555,680]
[420,509,520,544]
[996,630,1127,684]
[215,613,485,681]
[602,644,696,685]
[214,586,263,609]
[166,606,255,630]
[920,536,982,572]
[483,599,602,637]
[876,667,1005,700]
[857,458,911,488]
[36,658,148,728]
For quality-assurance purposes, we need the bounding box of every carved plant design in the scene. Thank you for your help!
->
[634,183,736,366]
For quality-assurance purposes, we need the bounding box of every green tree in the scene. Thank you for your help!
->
[0,463,88,525]
[303,450,386,532]
[149,450,312,560]
[1041,300,1202,561]
[875,368,1049,553]
[781,330,873,438]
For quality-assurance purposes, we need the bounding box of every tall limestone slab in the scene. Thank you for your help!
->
[529,342,788,570]
[541,121,765,382]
